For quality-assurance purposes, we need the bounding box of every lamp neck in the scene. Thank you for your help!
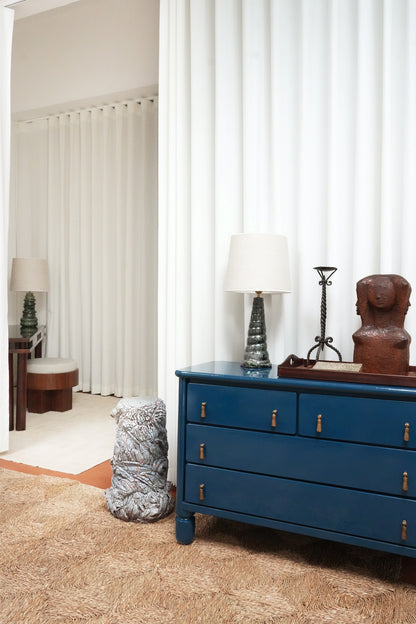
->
[255,291,263,298]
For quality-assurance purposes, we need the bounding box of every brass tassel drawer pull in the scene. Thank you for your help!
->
[200,402,206,419]
[404,422,410,442]
[271,410,277,428]
[316,414,322,433]
[199,484,205,501]
[401,520,407,541]
[200,443,205,460]
[402,472,409,492]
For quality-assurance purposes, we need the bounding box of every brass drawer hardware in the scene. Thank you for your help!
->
[200,402,206,419]
[271,410,277,428]
[402,472,409,492]
[401,520,407,541]
[199,484,205,501]
[316,414,322,433]
[200,443,205,460]
[404,422,410,442]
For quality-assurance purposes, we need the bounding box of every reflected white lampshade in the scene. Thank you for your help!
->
[225,234,291,368]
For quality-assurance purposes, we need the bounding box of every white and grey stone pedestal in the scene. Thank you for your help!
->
[105,397,174,523]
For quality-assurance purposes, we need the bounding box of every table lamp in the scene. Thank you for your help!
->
[225,233,291,368]
[10,257,49,336]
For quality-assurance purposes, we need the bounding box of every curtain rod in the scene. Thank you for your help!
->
[16,95,158,125]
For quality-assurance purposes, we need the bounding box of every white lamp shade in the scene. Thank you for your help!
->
[225,233,291,294]
[10,257,49,292]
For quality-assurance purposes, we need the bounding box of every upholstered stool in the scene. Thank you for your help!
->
[27,357,79,413]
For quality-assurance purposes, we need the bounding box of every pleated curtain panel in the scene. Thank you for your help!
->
[10,99,158,398]
[158,0,416,479]
[0,7,13,452]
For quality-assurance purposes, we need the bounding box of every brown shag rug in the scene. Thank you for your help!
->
[1,467,416,624]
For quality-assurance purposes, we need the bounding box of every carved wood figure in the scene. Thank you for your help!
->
[353,274,411,375]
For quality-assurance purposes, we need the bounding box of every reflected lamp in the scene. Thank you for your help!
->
[10,257,49,336]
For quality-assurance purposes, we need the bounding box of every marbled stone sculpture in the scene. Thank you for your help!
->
[105,397,174,523]
[352,274,411,375]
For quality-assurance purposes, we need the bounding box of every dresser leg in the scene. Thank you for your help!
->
[400,556,416,585]
[9,352,14,430]
[176,513,195,544]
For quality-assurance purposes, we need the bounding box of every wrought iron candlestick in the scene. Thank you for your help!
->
[306,266,342,365]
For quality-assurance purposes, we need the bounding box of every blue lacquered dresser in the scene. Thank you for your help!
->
[175,361,416,558]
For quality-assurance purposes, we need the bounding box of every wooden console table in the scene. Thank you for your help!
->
[9,325,46,431]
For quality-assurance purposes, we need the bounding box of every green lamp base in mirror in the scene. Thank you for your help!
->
[20,291,38,337]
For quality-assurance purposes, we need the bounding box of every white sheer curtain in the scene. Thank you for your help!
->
[10,98,158,397]
[159,0,416,481]
[0,7,13,452]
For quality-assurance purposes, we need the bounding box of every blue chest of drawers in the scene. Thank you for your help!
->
[175,361,416,557]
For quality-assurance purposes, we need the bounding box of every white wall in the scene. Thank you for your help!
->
[11,0,159,118]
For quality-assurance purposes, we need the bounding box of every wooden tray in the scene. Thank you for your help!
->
[277,354,416,388]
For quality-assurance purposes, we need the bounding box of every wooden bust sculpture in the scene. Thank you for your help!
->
[353,274,411,375]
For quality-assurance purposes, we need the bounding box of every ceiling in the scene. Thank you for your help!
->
[1,0,81,19]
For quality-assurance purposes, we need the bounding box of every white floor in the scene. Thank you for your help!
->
[1,392,119,474]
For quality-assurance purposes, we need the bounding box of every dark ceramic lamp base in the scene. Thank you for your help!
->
[241,294,272,369]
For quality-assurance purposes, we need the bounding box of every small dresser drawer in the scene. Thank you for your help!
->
[299,394,416,448]
[186,464,416,548]
[187,382,296,433]
[186,423,416,497]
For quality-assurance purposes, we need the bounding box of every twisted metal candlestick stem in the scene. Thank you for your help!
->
[306,266,342,365]
[319,279,327,344]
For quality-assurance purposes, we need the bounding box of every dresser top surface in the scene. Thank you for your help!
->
[176,360,416,400]
[176,361,277,380]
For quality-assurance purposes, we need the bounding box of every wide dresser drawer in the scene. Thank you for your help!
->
[187,382,296,433]
[186,423,416,497]
[299,394,416,448]
[185,464,416,548]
